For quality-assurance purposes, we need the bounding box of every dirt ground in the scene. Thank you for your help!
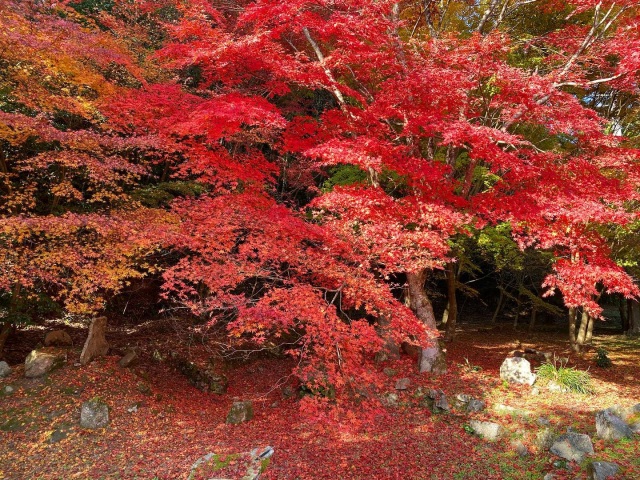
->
[1,317,639,479]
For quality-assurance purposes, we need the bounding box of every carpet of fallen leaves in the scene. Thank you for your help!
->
[1,319,639,479]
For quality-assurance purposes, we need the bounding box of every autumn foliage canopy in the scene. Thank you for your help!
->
[1,0,640,405]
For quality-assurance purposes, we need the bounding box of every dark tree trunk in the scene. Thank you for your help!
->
[491,287,504,324]
[444,262,457,342]
[513,290,522,329]
[0,322,12,359]
[528,307,537,333]
[628,300,640,335]
[569,307,579,352]
[620,296,629,332]
[406,270,446,374]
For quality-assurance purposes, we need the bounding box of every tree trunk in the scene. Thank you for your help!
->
[444,262,457,342]
[0,322,12,359]
[375,316,400,363]
[1,283,22,358]
[513,291,522,329]
[576,309,589,346]
[528,307,537,333]
[491,287,504,324]
[569,307,579,352]
[585,314,594,344]
[628,300,640,335]
[406,270,446,374]
[620,295,629,332]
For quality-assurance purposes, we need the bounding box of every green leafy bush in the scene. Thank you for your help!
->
[535,361,593,394]
[594,348,612,368]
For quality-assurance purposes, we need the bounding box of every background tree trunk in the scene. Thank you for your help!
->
[491,286,504,324]
[406,270,446,374]
[444,262,457,342]
[620,295,629,332]
[528,307,537,333]
[628,300,640,335]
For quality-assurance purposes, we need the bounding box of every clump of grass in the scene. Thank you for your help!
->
[594,348,612,368]
[458,357,482,373]
[535,361,593,394]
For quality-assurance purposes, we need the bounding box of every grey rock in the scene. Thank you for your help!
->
[427,389,450,411]
[547,381,569,393]
[80,398,109,429]
[383,368,397,377]
[44,330,72,347]
[49,425,72,443]
[0,361,11,377]
[170,354,228,394]
[630,420,640,434]
[118,348,137,368]
[455,393,471,407]
[395,378,411,390]
[418,345,447,374]
[535,428,556,450]
[383,392,399,407]
[511,439,529,457]
[136,382,151,395]
[188,447,274,480]
[500,357,536,386]
[79,316,109,365]
[24,348,65,378]
[596,408,633,440]
[227,401,254,424]
[543,474,555,480]
[588,461,619,480]
[3,385,14,395]
[550,433,594,462]
[467,399,486,413]
[469,420,504,441]
[281,385,295,398]
[537,417,551,427]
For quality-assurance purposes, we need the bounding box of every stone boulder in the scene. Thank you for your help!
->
[453,394,485,413]
[80,317,109,365]
[466,398,486,413]
[469,420,503,441]
[44,330,72,347]
[595,408,634,440]
[535,427,557,451]
[395,378,410,390]
[24,348,65,378]
[227,401,254,424]
[118,348,138,368]
[418,345,447,374]
[170,354,228,394]
[0,360,11,377]
[510,439,529,457]
[423,389,450,412]
[550,432,594,462]
[188,446,274,480]
[588,461,619,480]
[80,398,109,429]
[500,357,536,386]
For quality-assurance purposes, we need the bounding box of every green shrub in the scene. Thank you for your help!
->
[594,348,612,368]
[535,361,593,394]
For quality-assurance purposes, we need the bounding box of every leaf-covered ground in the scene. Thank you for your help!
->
[1,320,639,479]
